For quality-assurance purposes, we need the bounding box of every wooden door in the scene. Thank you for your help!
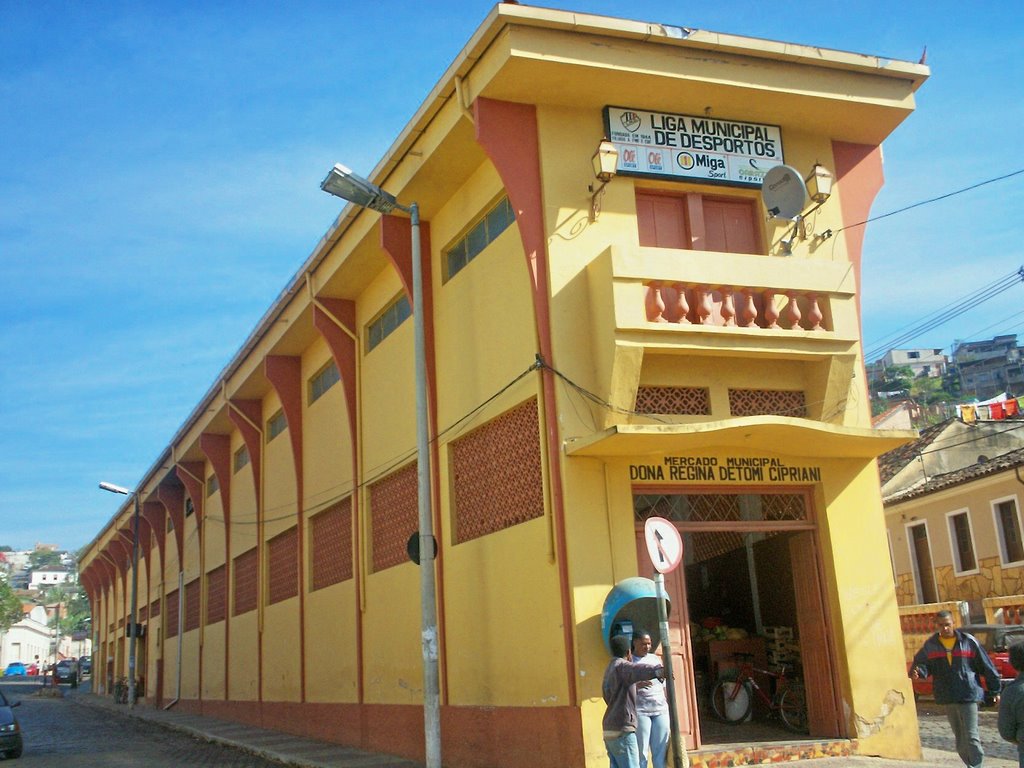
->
[909,523,938,603]
[636,531,700,749]
[790,532,842,736]
[636,193,689,248]
[703,198,759,254]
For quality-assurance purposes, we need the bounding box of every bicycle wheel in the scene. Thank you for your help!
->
[778,682,809,733]
[711,677,752,723]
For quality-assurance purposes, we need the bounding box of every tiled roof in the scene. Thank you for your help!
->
[883,444,1024,506]
[876,418,952,484]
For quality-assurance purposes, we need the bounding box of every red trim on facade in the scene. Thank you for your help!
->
[176,461,205,525]
[227,399,264,703]
[157,485,186,567]
[173,698,584,768]
[200,432,233,700]
[264,354,307,703]
[474,95,578,704]
[830,140,883,319]
[379,214,449,703]
[310,297,365,703]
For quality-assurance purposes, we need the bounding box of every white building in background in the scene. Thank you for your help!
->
[871,348,948,381]
[0,605,50,667]
[29,566,73,591]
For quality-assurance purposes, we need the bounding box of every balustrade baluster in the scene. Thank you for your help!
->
[670,283,690,324]
[645,282,667,323]
[763,290,779,329]
[784,291,802,329]
[807,293,823,330]
[739,289,757,327]
[720,287,736,326]
[696,285,713,325]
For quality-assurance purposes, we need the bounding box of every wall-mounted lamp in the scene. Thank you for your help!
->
[806,162,833,205]
[589,138,619,220]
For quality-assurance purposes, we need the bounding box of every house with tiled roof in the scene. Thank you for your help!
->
[882,418,1024,616]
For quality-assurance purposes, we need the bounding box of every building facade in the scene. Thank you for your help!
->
[78,6,928,767]
[953,334,1024,401]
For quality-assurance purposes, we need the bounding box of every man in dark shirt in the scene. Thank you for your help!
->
[910,610,1000,768]
[602,634,664,768]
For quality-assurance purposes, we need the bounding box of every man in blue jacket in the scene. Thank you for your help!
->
[910,610,1001,768]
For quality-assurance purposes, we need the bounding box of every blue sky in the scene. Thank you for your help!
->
[1,1,1021,552]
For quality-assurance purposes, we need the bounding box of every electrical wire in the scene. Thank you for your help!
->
[863,267,1024,362]
[837,168,1024,234]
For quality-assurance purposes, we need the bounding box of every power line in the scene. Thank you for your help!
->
[863,267,1024,362]
[838,168,1024,234]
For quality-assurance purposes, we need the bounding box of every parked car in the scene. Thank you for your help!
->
[910,623,1024,700]
[54,659,79,687]
[0,688,22,759]
[79,657,92,676]
[24,663,37,677]
[2,663,26,678]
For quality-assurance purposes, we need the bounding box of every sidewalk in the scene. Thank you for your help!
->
[68,685,1017,768]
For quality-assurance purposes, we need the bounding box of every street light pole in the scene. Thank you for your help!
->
[99,481,140,709]
[321,164,440,768]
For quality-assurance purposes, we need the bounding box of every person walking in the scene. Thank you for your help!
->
[631,630,669,768]
[910,610,1001,768]
[603,634,665,768]
[997,641,1024,767]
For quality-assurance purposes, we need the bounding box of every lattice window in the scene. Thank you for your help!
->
[206,565,226,625]
[118,617,125,628]
[369,463,418,572]
[149,598,161,618]
[635,493,807,523]
[108,622,115,633]
[635,387,711,415]
[311,498,353,591]
[138,605,149,623]
[692,530,784,563]
[267,527,298,605]
[166,589,180,638]
[450,398,545,544]
[233,548,258,616]
[184,578,201,632]
[728,389,807,417]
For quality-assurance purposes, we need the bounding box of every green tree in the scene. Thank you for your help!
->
[0,579,23,632]
[29,549,62,570]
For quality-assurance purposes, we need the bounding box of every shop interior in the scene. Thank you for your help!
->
[683,529,805,744]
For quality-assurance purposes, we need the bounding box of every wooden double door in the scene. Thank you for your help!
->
[634,526,843,749]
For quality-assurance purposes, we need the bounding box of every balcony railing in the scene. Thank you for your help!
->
[644,282,827,331]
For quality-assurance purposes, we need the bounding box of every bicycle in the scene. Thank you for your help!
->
[710,653,808,733]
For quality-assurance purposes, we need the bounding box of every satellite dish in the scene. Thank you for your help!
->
[761,164,807,220]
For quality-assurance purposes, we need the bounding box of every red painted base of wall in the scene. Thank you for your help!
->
[173,699,584,768]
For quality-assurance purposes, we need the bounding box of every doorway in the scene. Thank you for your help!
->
[634,489,842,749]
[907,521,938,604]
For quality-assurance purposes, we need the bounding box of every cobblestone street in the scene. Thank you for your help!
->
[915,700,1018,765]
[0,681,285,766]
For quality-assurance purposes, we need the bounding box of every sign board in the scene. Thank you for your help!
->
[644,517,684,574]
[603,106,784,187]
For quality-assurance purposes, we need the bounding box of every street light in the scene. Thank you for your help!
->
[320,163,440,768]
[99,480,140,708]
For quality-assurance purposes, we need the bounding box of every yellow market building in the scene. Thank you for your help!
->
[78,5,929,767]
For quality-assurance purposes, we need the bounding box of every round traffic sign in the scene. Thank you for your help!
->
[644,516,683,574]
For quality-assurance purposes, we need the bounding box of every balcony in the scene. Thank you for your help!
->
[587,244,860,359]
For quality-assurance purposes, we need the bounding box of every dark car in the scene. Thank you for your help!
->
[79,657,92,676]
[910,623,1024,700]
[55,659,79,687]
[0,688,23,759]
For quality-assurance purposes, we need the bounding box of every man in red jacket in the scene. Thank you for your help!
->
[910,610,1001,768]
[602,635,665,768]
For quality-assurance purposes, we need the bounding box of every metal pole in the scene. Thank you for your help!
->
[655,572,688,768]
[412,202,441,768]
[128,493,140,707]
